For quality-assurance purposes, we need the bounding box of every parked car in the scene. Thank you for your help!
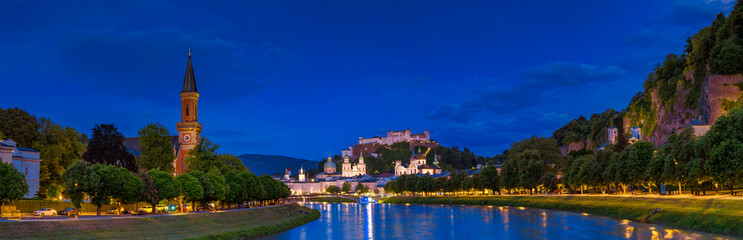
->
[137,205,168,214]
[137,206,153,215]
[106,207,124,215]
[156,204,168,213]
[59,207,76,216]
[33,208,57,216]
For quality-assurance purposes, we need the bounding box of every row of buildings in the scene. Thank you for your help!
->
[280,144,445,195]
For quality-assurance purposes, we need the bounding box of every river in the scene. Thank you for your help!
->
[262,202,735,240]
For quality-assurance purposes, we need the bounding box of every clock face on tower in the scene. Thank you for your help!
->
[183,134,191,143]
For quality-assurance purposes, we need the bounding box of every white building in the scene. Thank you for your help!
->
[607,127,618,144]
[283,167,292,180]
[298,166,306,182]
[395,149,441,176]
[285,180,382,195]
[0,139,41,198]
[341,155,366,177]
[358,129,430,145]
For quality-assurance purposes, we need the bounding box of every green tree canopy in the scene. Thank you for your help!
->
[83,124,136,171]
[238,171,264,201]
[702,107,743,194]
[62,161,99,217]
[326,185,341,194]
[186,138,248,174]
[35,119,86,197]
[149,169,182,205]
[0,107,40,148]
[137,123,175,173]
[341,182,353,193]
[176,173,203,211]
[0,162,29,216]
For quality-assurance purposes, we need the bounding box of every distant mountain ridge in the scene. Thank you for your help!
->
[238,153,318,175]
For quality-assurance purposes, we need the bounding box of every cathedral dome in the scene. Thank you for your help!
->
[324,160,337,173]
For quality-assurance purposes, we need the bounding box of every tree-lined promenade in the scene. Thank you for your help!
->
[386,108,743,198]
[0,121,290,217]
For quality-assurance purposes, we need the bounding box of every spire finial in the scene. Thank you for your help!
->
[188,48,191,57]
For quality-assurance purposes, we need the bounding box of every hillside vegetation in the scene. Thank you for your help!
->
[556,2,743,149]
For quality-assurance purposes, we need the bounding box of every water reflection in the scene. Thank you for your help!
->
[261,203,736,240]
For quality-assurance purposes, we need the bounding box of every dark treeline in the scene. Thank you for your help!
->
[384,167,500,195]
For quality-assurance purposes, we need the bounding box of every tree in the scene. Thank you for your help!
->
[112,167,143,214]
[326,185,341,194]
[616,141,655,193]
[517,149,547,194]
[342,182,353,194]
[190,170,225,209]
[216,153,248,173]
[176,173,203,212]
[259,174,280,204]
[239,171,264,203]
[224,172,246,209]
[0,107,40,148]
[475,166,500,195]
[508,136,562,173]
[137,123,175,173]
[709,108,743,193]
[702,107,743,195]
[355,183,370,194]
[461,177,474,193]
[186,138,248,174]
[540,173,559,193]
[149,169,182,211]
[62,161,99,218]
[0,162,29,216]
[136,169,159,213]
[499,159,520,194]
[35,118,86,197]
[83,124,136,171]
[46,184,63,200]
[93,165,143,215]
[207,171,226,205]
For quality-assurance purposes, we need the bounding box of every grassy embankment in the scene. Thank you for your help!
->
[382,195,743,236]
[0,204,319,240]
[306,197,356,203]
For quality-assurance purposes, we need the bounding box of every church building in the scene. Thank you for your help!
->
[174,50,202,175]
[124,51,203,175]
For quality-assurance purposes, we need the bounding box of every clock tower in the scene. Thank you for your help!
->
[175,50,202,175]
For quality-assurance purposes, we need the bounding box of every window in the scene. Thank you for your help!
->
[25,166,28,176]
[186,103,190,116]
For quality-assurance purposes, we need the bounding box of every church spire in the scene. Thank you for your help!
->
[182,49,197,92]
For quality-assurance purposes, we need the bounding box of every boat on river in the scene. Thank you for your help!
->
[358,196,377,203]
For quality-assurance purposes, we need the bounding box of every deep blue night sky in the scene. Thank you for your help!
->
[0,1,735,160]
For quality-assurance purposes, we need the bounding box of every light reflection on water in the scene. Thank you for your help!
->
[260,202,736,240]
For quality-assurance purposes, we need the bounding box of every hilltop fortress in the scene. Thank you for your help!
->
[341,129,439,158]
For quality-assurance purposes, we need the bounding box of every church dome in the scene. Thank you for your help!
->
[324,160,337,172]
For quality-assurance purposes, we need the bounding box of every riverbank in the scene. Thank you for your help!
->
[382,195,743,236]
[0,204,320,239]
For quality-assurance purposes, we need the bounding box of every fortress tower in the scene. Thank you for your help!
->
[175,50,203,175]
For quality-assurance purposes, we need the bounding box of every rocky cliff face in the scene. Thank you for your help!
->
[625,71,743,146]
